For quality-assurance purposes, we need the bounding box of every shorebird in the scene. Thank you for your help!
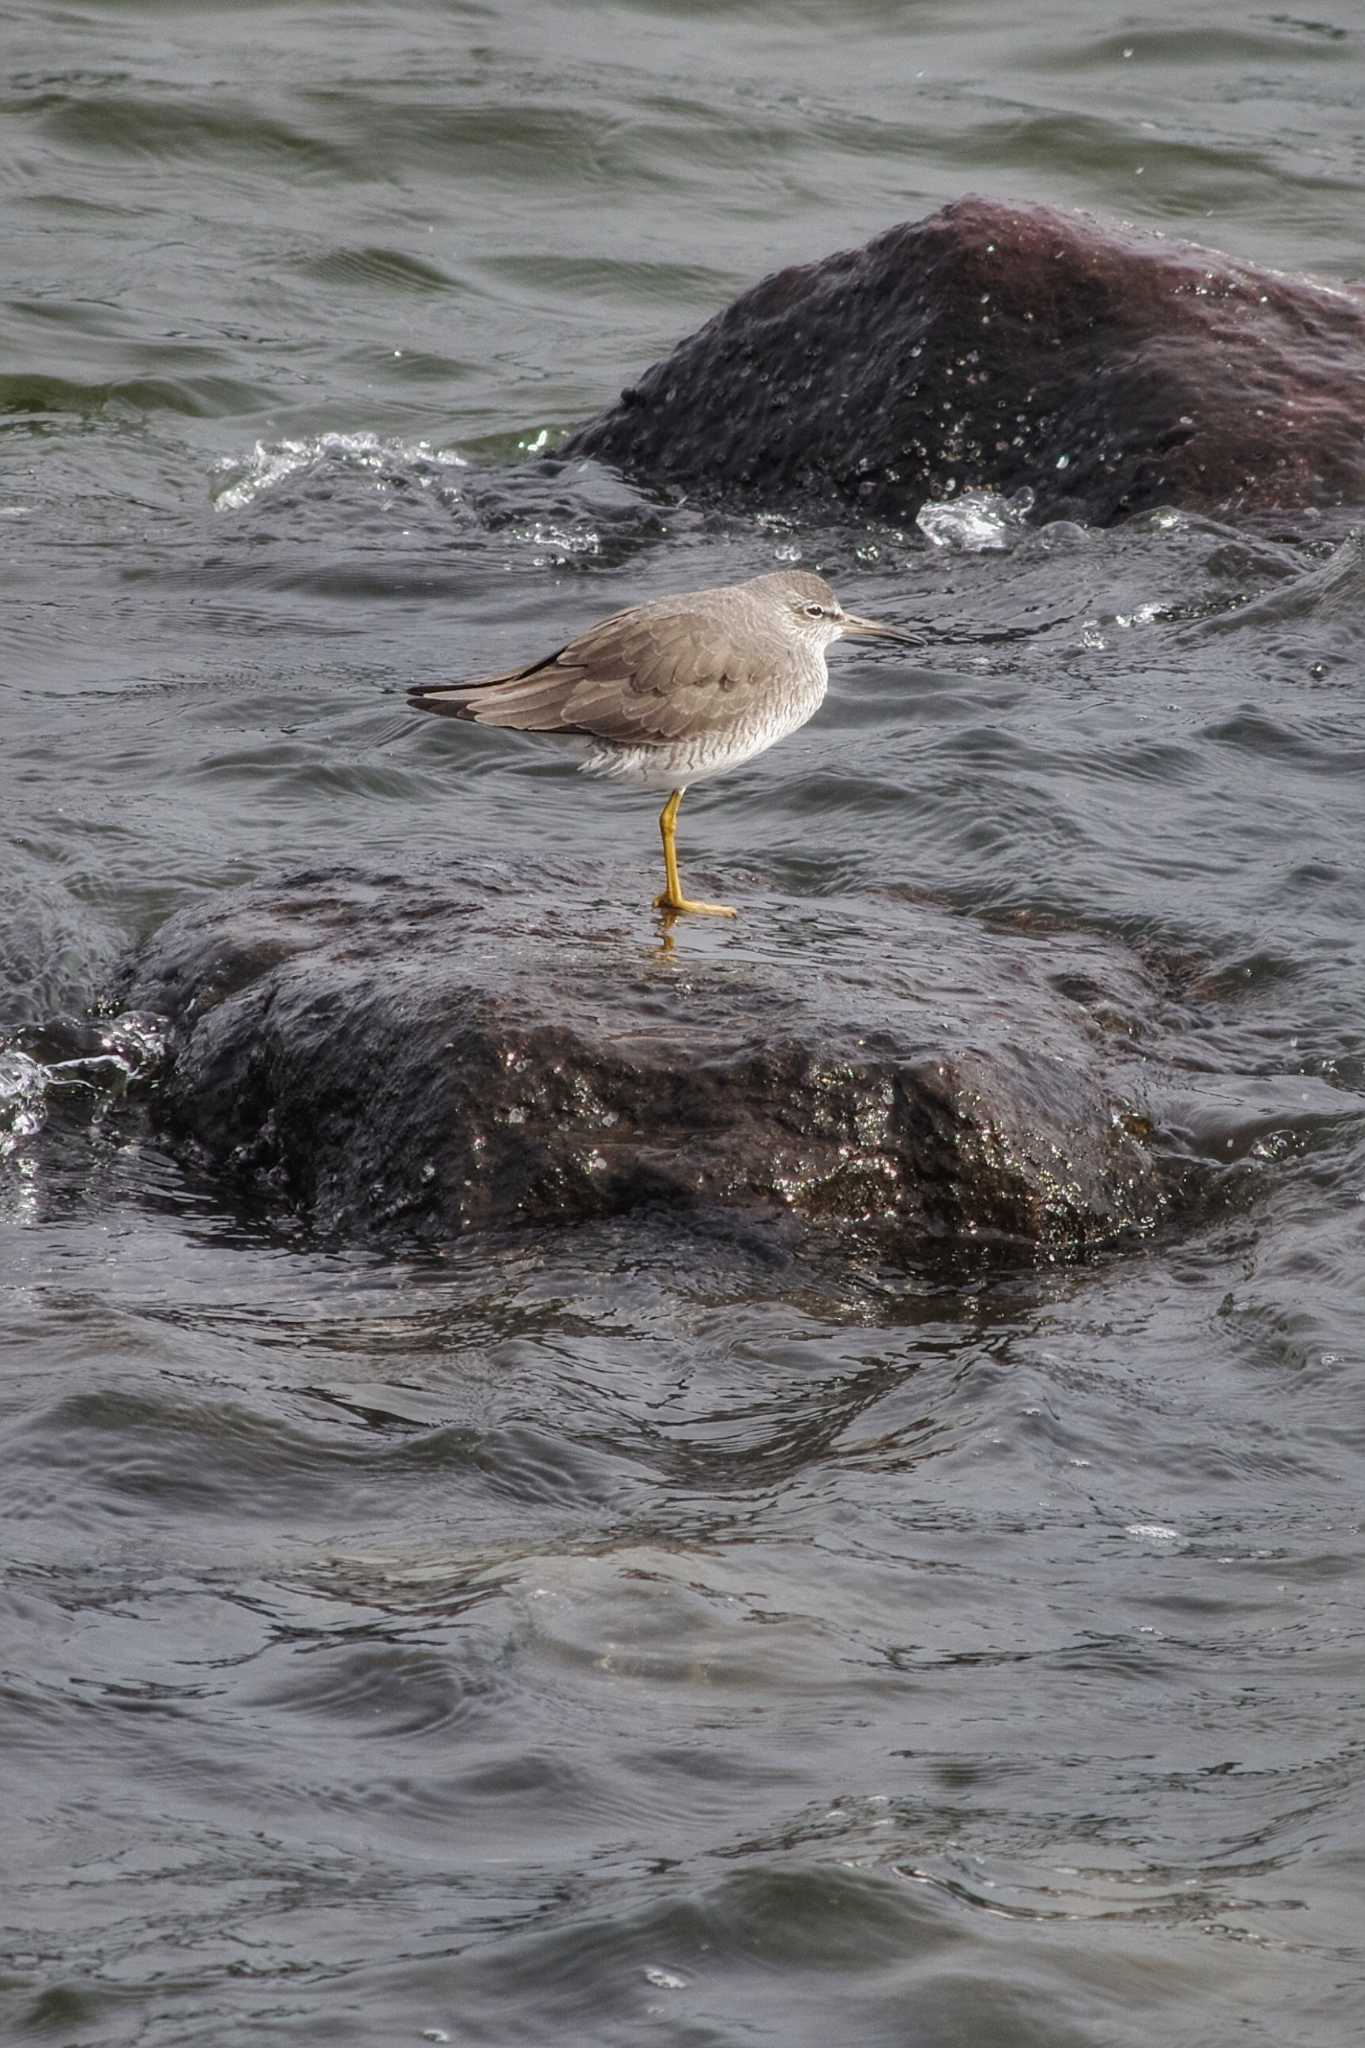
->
[408,568,914,917]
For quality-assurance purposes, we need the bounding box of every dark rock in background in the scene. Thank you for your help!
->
[121,865,1169,1262]
[565,196,1365,525]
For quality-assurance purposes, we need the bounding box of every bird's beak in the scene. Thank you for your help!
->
[838,610,918,644]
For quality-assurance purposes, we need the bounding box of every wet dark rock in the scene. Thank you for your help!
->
[565,197,1365,525]
[121,865,1169,1263]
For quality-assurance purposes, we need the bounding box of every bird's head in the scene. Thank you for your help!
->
[749,569,916,648]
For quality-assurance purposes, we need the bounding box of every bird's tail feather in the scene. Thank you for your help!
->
[406,681,483,719]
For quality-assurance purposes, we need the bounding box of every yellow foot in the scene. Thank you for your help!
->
[653,892,738,919]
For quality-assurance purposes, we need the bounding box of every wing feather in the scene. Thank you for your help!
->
[408,593,781,747]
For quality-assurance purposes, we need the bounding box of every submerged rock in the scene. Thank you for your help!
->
[121,865,1167,1263]
[565,197,1365,525]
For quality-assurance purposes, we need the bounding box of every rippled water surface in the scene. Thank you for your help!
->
[5,3,1365,2043]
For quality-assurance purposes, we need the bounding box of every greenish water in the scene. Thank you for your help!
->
[4,4,1365,2045]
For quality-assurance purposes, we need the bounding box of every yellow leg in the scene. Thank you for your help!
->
[652,787,737,918]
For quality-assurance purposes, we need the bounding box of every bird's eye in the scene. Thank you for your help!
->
[802,602,826,619]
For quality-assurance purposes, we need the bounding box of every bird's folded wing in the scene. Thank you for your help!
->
[408,606,772,746]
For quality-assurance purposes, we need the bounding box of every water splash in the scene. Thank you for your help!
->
[916,484,1036,552]
[512,518,602,566]
[211,431,468,512]
[0,1051,47,1155]
[0,1010,166,1156]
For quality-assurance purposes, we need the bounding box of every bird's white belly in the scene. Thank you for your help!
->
[573,683,827,792]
